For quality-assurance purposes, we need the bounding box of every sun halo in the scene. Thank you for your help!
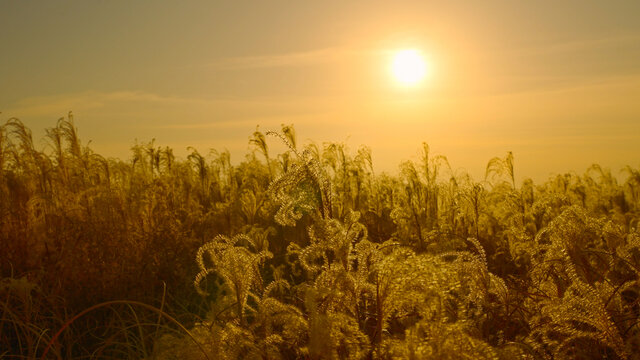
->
[391,49,428,86]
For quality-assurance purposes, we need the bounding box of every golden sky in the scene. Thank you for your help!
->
[2,0,639,182]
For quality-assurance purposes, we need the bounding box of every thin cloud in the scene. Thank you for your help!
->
[157,111,332,130]
[2,90,312,118]
[3,90,347,137]
[208,47,363,70]
[517,33,640,56]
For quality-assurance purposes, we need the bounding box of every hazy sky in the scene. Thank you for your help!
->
[2,0,639,182]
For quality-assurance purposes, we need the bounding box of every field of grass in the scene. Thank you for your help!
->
[1,115,640,359]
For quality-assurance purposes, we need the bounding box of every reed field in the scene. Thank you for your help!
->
[1,115,640,359]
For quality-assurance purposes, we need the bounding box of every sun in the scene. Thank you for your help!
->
[391,49,428,86]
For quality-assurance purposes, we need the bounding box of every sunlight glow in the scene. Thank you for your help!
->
[391,49,428,86]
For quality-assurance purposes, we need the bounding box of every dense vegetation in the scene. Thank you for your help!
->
[1,114,640,359]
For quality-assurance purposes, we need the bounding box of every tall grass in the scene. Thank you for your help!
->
[1,115,639,359]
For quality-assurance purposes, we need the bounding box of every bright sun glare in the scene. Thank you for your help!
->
[391,49,428,86]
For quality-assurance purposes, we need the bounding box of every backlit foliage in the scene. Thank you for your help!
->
[1,117,639,359]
